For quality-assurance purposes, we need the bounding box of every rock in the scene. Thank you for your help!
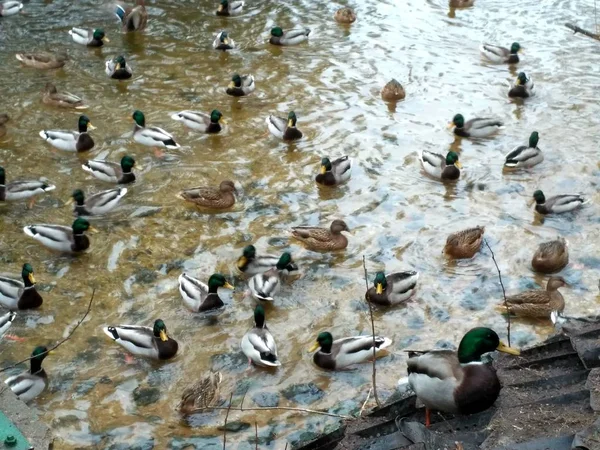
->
[252,391,280,407]
[381,79,406,101]
[334,7,356,23]
[75,379,97,396]
[397,334,421,349]
[169,436,221,449]
[129,206,162,218]
[217,421,251,433]
[434,339,456,350]
[157,259,185,275]
[211,351,248,374]
[586,368,600,411]
[329,398,359,416]
[134,268,158,285]
[133,387,161,407]
[281,382,324,405]
[430,306,450,322]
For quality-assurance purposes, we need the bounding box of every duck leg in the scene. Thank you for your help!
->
[425,408,431,427]
[3,334,25,342]
[27,197,36,209]
[125,354,135,364]
[153,148,164,158]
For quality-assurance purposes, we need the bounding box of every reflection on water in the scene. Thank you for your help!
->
[1,0,600,447]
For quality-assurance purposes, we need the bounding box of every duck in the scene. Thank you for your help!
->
[381,79,406,102]
[0,312,17,340]
[82,155,138,184]
[420,150,461,180]
[236,245,299,277]
[0,113,8,138]
[39,115,95,152]
[309,332,392,370]
[103,319,178,360]
[4,346,52,403]
[291,219,350,251]
[444,226,485,259]
[247,252,294,302]
[480,42,521,64]
[213,31,234,50]
[16,52,67,69]
[449,114,503,138]
[532,238,568,274]
[533,190,586,215]
[502,277,567,319]
[405,327,519,427]
[0,166,55,204]
[216,0,244,16]
[265,111,303,141]
[366,271,419,306]
[508,72,534,98]
[240,305,281,367]
[0,1,23,16]
[315,156,352,186]
[132,110,179,157]
[171,109,225,133]
[178,371,223,414]
[42,83,87,109]
[504,131,542,168]
[0,264,43,311]
[334,7,356,24]
[69,27,109,46]
[449,0,474,7]
[115,0,147,32]
[105,55,133,80]
[178,273,234,312]
[226,73,255,97]
[177,180,236,209]
[269,27,311,46]
[23,218,96,254]
[68,188,127,216]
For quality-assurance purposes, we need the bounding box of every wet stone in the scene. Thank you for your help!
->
[134,268,158,284]
[350,298,370,312]
[107,440,155,450]
[460,290,487,311]
[169,436,221,449]
[252,391,280,407]
[329,398,359,416]
[511,330,536,348]
[281,382,324,405]
[211,351,248,374]
[133,386,161,407]
[129,206,163,218]
[434,340,456,350]
[405,313,424,329]
[217,421,251,433]
[397,334,421,349]
[75,379,97,396]
[430,306,450,322]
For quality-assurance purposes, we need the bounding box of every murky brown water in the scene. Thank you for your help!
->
[2,0,600,448]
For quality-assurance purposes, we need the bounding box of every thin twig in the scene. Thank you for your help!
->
[190,405,352,419]
[240,387,248,411]
[255,421,258,450]
[0,289,96,374]
[565,23,600,40]
[359,387,372,417]
[483,239,511,346]
[222,392,233,450]
[362,256,381,408]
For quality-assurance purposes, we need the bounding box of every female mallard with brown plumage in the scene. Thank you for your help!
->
[0,114,8,138]
[0,263,43,310]
[444,226,485,259]
[309,332,392,370]
[532,238,568,274]
[179,371,222,414]
[115,0,147,32]
[42,83,87,109]
[405,327,519,427]
[381,79,405,101]
[177,180,236,209]
[291,219,350,251]
[334,7,356,23]
[502,277,567,319]
[366,271,419,306]
[16,52,67,69]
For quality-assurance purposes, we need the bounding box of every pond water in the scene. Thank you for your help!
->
[1,0,600,448]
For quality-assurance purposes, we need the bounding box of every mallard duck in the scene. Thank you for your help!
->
[0,166,55,203]
[226,73,255,97]
[216,0,244,16]
[42,83,87,109]
[444,226,485,259]
[23,218,96,254]
[309,332,392,370]
[103,319,178,360]
[0,312,16,340]
[178,273,234,312]
[213,31,234,50]
[315,156,352,186]
[269,27,311,46]
[247,252,293,302]
[39,115,95,152]
[236,245,299,277]
[4,346,52,402]
[171,109,225,133]
[291,219,350,251]
[241,305,281,367]
[449,114,503,138]
[480,42,521,64]
[381,79,405,101]
[68,188,127,216]
[0,263,43,310]
[405,327,519,426]
[177,180,236,209]
[179,371,223,414]
[502,276,567,319]
[508,72,534,98]
[16,52,67,69]
[105,55,133,80]
[334,7,356,24]
[132,110,179,157]
[0,1,22,16]
[115,0,147,32]
[449,0,474,7]
[69,27,109,46]
[533,190,586,214]
[0,113,8,138]
[82,156,138,184]
[532,238,568,274]
[420,150,461,180]
[504,131,542,168]
[265,111,303,141]
[366,271,419,306]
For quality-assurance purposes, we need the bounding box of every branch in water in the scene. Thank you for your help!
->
[362,255,381,408]
[484,239,511,346]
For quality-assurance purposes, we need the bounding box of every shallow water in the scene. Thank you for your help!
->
[1,0,600,448]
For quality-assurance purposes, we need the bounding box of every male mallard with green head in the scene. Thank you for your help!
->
[68,188,127,216]
[309,332,392,370]
[532,238,568,274]
[508,72,534,98]
[23,218,97,254]
[216,0,244,16]
[504,131,542,168]
[171,109,226,133]
[69,28,109,46]
[0,166,55,204]
[269,27,311,46]
[237,245,299,277]
[315,156,352,186]
[0,1,23,16]
[82,155,138,184]
[105,55,133,80]
[241,305,281,367]
[420,150,461,180]
[449,114,503,138]
[213,31,235,50]
[226,73,255,97]
[532,190,585,214]
[39,115,95,152]
[444,226,485,259]
[247,252,294,302]
[480,42,521,64]
[0,312,17,340]
[178,273,234,312]
[0,263,43,310]
[366,271,419,306]
[265,111,303,141]
[4,346,52,402]
[103,319,178,360]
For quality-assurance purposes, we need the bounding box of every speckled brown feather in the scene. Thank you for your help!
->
[531,238,568,274]
[16,52,67,69]
[444,226,485,259]
[504,277,566,318]
[178,180,236,209]
[178,371,222,414]
[291,220,349,251]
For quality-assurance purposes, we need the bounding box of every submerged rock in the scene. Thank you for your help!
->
[217,421,251,433]
[133,386,161,407]
[252,391,280,407]
[281,383,324,405]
